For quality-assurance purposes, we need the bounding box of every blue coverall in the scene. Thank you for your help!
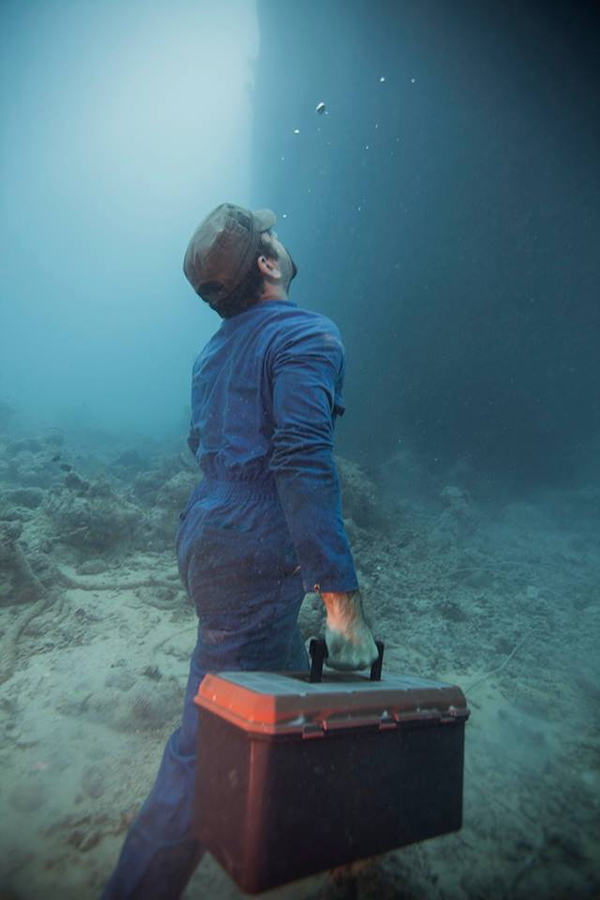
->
[101,297,359,899]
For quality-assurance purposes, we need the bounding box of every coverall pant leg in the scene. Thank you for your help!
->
[100,487,309,900]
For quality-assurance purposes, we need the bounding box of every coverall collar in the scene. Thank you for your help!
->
[222,298,298,325]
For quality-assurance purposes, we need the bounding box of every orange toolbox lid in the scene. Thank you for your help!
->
[194,668,469,738]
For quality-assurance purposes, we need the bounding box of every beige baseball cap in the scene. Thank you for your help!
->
[183,203,276,305]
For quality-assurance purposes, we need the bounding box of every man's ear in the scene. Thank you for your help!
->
[257,254,281,280]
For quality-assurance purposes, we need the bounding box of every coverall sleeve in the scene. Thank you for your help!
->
[268,324,360,594]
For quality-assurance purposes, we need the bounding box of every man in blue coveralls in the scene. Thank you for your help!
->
[101,204,378,899]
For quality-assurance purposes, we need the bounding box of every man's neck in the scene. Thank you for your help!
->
[258,288,290,304]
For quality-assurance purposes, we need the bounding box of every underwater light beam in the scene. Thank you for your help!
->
[0,0,259,435]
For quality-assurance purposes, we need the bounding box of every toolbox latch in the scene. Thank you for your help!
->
[302,722,325,740]
[379,712,397,731]
[440,705,469,725]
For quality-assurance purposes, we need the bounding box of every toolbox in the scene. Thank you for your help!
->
[193,641,470,894]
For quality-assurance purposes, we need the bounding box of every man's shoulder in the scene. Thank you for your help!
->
[266,304,343,345]
[196,303,344,367]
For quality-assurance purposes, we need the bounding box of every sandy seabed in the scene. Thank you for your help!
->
[1,456,599,900]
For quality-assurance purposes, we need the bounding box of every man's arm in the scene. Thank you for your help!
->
[268,322,377,670]
[269,324,356,593]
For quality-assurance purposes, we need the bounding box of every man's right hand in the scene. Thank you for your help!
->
[320,590,379,671]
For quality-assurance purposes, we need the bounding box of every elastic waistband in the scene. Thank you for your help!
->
[200,477,279,500]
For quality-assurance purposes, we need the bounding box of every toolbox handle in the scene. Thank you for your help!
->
[309,639,385,683]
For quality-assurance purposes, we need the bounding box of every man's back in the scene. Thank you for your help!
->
[188,298,347,486]
[184,296,358,597]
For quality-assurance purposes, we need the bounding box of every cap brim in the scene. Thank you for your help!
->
[253,208,277,232]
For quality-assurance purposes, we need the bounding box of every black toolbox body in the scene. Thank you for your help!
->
[194,664,469,894]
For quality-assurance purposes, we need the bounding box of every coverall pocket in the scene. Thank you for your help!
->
[189,519,298,630]
[194,523,287,580]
